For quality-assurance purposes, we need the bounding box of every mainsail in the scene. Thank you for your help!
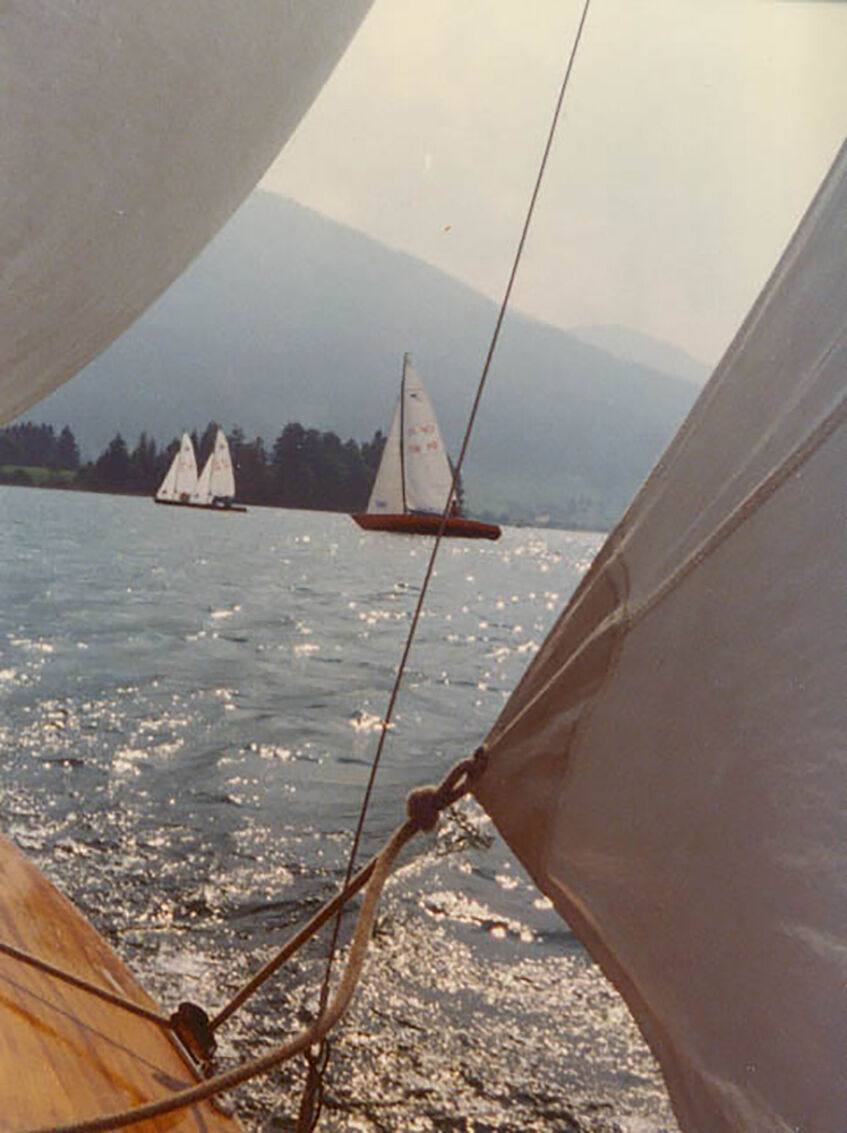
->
[475,136,847,1133]
[192,430,237,505]
[0,2,372,426]
[156,433,198,503]
[366,355,456,516]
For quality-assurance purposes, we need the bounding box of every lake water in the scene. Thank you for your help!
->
[0,486,676,1131]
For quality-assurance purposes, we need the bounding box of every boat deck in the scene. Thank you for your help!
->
[0,833,240,1130]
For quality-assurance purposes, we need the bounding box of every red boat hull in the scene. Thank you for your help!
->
[351,512,501,540]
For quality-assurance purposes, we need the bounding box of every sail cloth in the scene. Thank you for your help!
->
[401,359,456,514]
[156,433,198,502]
[367,387,405,514]
[0,1,371,426]
[366,356,456,515]
[192,429,236,505]
[475,136,847,1133]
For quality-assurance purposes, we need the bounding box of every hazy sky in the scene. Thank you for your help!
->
[260,0,846,367]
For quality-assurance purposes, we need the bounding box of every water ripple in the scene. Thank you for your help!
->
[0,489,675,1131]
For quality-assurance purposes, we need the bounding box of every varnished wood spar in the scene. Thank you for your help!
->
[0,834,240,1130]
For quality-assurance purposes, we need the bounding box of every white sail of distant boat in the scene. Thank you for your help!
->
[155,432,198,503]
[367,354,455,516]
[475,136,847,1133]
[191,430,237,506]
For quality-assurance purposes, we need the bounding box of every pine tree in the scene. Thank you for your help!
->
[56,426,80,470]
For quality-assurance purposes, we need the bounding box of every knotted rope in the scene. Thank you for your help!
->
[28,751,487,1133]
[294,6,595,1122]
[20,0,595,1120]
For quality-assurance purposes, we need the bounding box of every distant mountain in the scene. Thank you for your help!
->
[28,191,699,529]
[569,325,712,386]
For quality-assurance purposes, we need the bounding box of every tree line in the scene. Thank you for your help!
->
[0,422,80,471]
[0,420,387,512]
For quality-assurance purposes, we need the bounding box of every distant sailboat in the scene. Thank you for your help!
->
[190,429,247,512]
[154,430,247,512]
[352,354,501,539]
[154,432,198,506]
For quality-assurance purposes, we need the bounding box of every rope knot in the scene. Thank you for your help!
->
[405,747,489,833]
[406,785,441,832]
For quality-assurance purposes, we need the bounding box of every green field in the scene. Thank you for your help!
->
[0,465,77,484]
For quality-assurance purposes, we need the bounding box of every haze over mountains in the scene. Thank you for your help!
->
[30,191,707,528]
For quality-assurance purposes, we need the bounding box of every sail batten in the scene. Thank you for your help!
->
[476,137,847,1133]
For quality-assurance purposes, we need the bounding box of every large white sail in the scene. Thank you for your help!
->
[366,355,455,516]
[475,137,847,1133]
[401,358,455,515]
[156,433,198,502]
[192,430,236,505]
[0,2,371,426]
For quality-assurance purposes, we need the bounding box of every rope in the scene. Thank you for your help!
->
[23,3,595,1123]
[0,939,171,1029]
[211,748,488,1036]
[28,757,486,1133]
[210,856,378,1032]
[296,1041,330,1132]
[30,821,411,1133]
[301,3,595,1120]
[314,0,595,1033]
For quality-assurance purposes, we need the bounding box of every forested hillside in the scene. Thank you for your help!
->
[0,421,390,513]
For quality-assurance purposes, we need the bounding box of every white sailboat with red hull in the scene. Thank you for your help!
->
[352,354,501,539]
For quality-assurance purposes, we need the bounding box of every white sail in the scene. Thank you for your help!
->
[366,355,455,515]
[401,358,456,514]
[0,2,371,427]
[475,137,847,1133]
[192,430,236,505]
[156,433,198,502]
[366,395,405,514]
[191,453,215,507]
[209,431,237,501]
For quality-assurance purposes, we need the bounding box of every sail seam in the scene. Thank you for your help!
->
[482,377,847,760]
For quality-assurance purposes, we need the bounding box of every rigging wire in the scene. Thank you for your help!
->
[304,0,595,1121]
[28,759,484,1133]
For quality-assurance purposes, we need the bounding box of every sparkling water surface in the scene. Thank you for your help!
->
[0,486,677,1131]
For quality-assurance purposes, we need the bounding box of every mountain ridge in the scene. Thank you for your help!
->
[569,324,711,386]
[29,191,699,527]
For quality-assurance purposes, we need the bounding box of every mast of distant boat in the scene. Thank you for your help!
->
[399,353,408,515]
